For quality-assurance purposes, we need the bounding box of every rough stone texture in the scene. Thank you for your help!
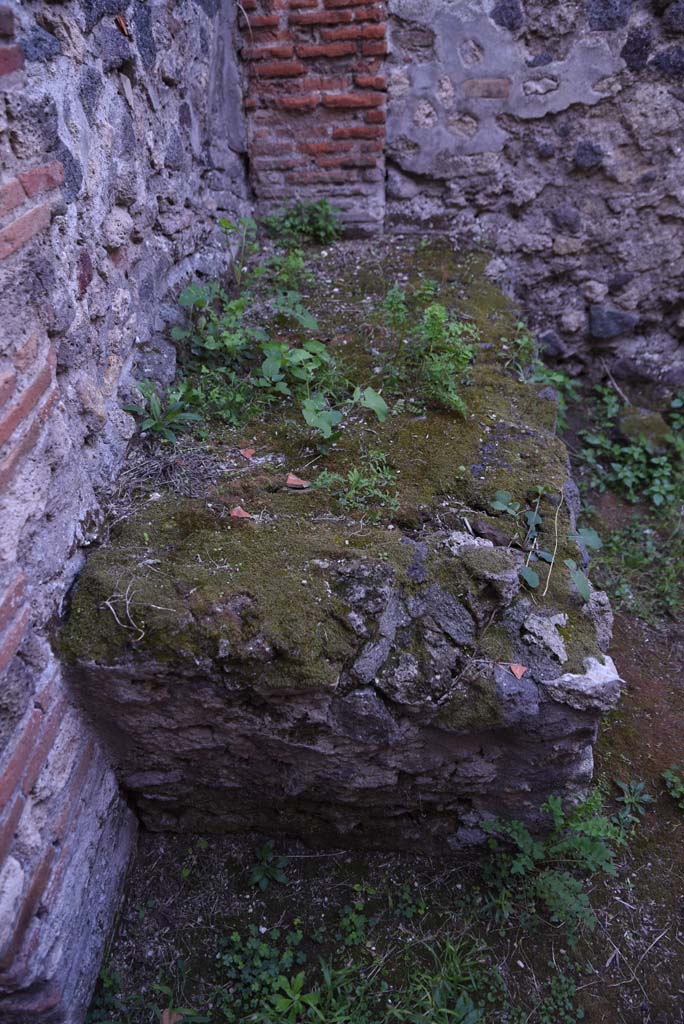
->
[384,0,684,386]
[60,246,621,853]
[62,504,620,851]
[0,1,247,1020]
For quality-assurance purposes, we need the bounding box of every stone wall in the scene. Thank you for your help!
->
[243,0,684,382]
[0,1,248,1020]
[385,0,684,385]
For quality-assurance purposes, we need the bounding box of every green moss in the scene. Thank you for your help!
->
[478,624,515,665]
[59,499,416,690]
[459,545,519,578]
[437,664,502,733]
[62,239,604,692]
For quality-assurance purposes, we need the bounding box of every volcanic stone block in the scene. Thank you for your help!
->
[62,487,620,850]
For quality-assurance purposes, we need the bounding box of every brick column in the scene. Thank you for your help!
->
[240,0,387,234]
[0,4,137,1020]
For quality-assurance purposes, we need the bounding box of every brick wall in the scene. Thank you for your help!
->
[0,1,247,1020]
[240,0,387,233]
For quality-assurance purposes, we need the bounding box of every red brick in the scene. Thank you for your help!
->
[297,41,356,58]
[50,740,95,848]
[0,705,41,808]
[0,846,56,971]
[253,156,302,170]
[297,73,350,90]
[0,178,25,220]
[300,140,353,154]
[361,139,384,152]
[352,57,383,73]
[0,386,58,492]
[34,667,62,715]
[0,926,41,989]
[322,90,384,108]
[245,28,291,42]
[0,354,55,447]
[290,0,319,6]
[0,984,61,1019]
[251,140,296,156]
[0,6,15,37]
[0,44,23,76]
[241,0,258,7]
[11,331,39,374]
[0,794,25,866]
[18,161,64,199]
[0,368,16,410]
[244,13,280,26]
[325,0,383,5]
[322,22,385,39]
[365,107,386,122]
[352,4,384,16]
[243,42,294,59]
[0,203,51,261]
[46,744,100,904]
[22,697,68,797]
[289,8,353,23]
[0,604,30,678]
[463,77,511,99]
[362,39,388,54]
[249,59,306,76]
[333,124,383,138]
[0,569,26,636]
[286,168,359,183]
[317,153,377,167]
[275,94,321,110]
[354,73,386,89]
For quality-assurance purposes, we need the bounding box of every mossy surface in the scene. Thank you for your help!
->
[61,240,601,684]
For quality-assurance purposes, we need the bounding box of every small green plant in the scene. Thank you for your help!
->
[564,558,591,602]
[593,515,683,622]
[219,215,260,288]
[482,791,627,947]
[316,960,383,1024]
[390,880,427,922]
[172,282,255,364]
[382,284,409,336]
[123,379,201,442]
[500,321,536,375]
[251,972,321,1023]
[578,389,683,509]
[489,490,597,600]
[614,779,654,824]
[528,363,581,431]
[264,200,342,245]
[412,277,440,306]
[317,451,399,517]
[336,883,378,948]
[662,764,684,812]
[249,841,290,891]
[490,490,522,517]
[180,837,209,881]
[150,981,210,1023]
[266,248,313,291]
[416,303,476,413]
[390,939,484,1024]
[86,967,131,1024]
[517,968,585,1024]
[254,339,336,399]
[216,926,306,1022]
